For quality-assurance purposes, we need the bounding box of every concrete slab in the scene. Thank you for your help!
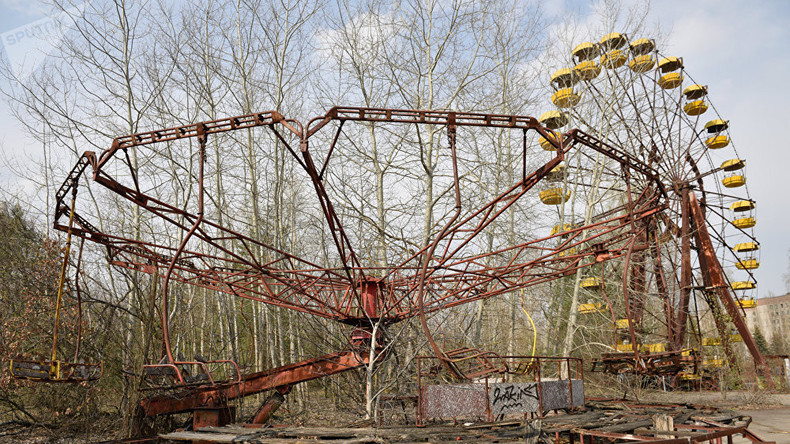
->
[735,408,790,443]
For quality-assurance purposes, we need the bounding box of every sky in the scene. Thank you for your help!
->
[643,0,790,298]
[0,0,788,297]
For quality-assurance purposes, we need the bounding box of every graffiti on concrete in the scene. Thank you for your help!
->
[490,383,539,415]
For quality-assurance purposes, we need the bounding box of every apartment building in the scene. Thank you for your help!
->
[743,293,790,345]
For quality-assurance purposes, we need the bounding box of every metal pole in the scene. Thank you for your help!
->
[52,188,77,365]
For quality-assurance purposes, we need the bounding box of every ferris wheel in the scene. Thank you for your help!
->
[536,32,762,379]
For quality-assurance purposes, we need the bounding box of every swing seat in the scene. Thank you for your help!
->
[514,359,539,375]
[10,359,103,382]
[142,357,240,390]
[10,359,49,380]
[443,347,509,380]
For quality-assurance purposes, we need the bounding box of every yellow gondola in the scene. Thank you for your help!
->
[683,100,708,116]
[539,131,562,151]
[551,68,577,88]
[731,281,756,290]
[601,49,627,69]
[680,372,701,381]
[705,119,728,133]
[658,56,683,72]
[737,298,757,309]
[730,200,755,212]
[550,223,575,236]
[574,60,601,80]
[539,110,569,130]
[706,135,730,149]
[580,277,602,290]
[703,358,724,367]
[546,164,565,181]
[681,348,697,357]
[556,247,578,258]
[539,187,570,205]
[615,319,630,329]
[572,42,598,61]
[629,38,654,55]
[578,302,603,314]
[640,343,667,353]
[629,54,655,73]
[722,175,745,188]
[703,335,745,345]
[733,242,758,252]
[702,337,720,346]
[735,258,759,270]
[551,88,581,108]
[600,32,627,50]
[682,84,707,100]
[658,72,683,89]
[720,159,745,171]
[732,217,755,229]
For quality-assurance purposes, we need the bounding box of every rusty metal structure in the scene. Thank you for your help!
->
[51,100,771,426]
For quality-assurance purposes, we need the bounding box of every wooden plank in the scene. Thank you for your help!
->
[271,426,376,439]
[160,431,251,442]
[163,430,384,444]
[591,418,653,433]
[464,420,522,429]
[540,411,607,424]
[195,425,266,435]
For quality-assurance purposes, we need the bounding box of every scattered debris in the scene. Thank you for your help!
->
[159,399,776,443]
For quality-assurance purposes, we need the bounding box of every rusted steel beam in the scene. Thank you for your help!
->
[650,227,675,346]
[53,151,95,222]
[93,111,290,173]
[673,186,692,351]
[140,349,369,416]
[305,107,543,138]
[251,386,290,424]
[573,425,751,443]
[687,192,774,387]
[567,129,666,199]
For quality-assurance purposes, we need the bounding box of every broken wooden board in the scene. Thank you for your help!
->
[161,422,529,443]
[159,399,773,443]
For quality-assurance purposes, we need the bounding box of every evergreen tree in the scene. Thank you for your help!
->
[753,326,770,355]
